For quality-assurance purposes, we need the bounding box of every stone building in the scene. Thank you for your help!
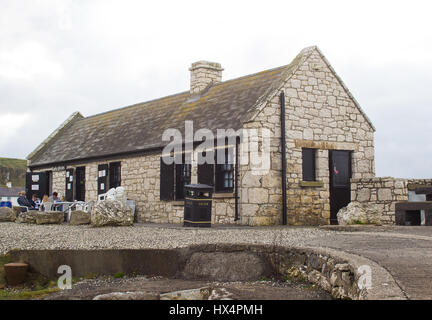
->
[26,46,376,226]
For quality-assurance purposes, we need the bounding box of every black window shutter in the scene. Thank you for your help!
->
[98,164,108,195]
[160,157,175,200]
[302,148,316,181]
[197,150,214,186]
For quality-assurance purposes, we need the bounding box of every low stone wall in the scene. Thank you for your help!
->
[351,177,432,224]
[9,244,404,299]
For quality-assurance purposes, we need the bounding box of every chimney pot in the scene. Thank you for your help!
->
[189,61,223,94]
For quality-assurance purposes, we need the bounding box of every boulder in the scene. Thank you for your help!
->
[91,199,133,227]
[0,207,15,222]
[337,202,381,225]
[93,291,159,300]
[160,287,213,300]
[12,206,21,217]
[70,210,91,225]
[35,211,64,225]
[15,211,37,224]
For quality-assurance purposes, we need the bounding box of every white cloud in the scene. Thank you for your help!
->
[0,0,431,177]
[0,41,63,81]
[0,113,32,149]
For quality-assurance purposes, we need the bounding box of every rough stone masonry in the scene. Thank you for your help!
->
[27,46,378,226]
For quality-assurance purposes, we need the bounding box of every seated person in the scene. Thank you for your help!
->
[49,192,63,211]
[30,194,41,210]
[17,191,36,212]
[39,195,50,211]
[49,192,61,203]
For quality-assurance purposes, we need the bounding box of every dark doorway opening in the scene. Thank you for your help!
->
[109,162,121,189]
[98,164,108,195]
[25,172,48,200]
[45,171,52,197]
[75,167,86,201]
[65,168,74,202]
[405,210,421,226]
[329,150,352,225]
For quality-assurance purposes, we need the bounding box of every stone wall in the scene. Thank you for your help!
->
[240,47,375,225]
[52,170,65,198]
[37,152,237,225]
[29,47,376,226]
[351,177,432,224]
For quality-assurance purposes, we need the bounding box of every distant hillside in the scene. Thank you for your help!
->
[0,157,27,187]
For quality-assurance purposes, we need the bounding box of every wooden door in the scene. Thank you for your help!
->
[75,167,86,201]
[25,172,47,200]
[329,150,352,225]
[65,168,74,202]
[98,164,108,195]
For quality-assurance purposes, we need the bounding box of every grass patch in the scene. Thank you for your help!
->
[83,272,97,280]
[353,220,366,225]
[113,272,124,279]
[0,287,60,300]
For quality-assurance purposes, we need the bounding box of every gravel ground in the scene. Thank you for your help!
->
[0,222,335,254]
[43,275,332,300]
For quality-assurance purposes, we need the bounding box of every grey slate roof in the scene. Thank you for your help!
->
[28,46,374,167]
[28,49,312,167]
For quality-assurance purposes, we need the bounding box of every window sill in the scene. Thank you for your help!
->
[300,181,324,188]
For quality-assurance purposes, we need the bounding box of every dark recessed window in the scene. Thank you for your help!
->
[215,148,234,192]
[176,160,191,200]
[302,148,316,181]
[160,153,192,201]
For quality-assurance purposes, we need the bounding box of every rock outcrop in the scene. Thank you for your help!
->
[91,187,133,227]
[337,202,380,225]
[91,199,133,227]
[0,207,15,222]
[15,210,63,224]
[35,211,64,225]
[93,291,160,300]
[70,210,91,225]
[15,211,37,224]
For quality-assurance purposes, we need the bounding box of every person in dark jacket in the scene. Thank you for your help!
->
[17,191,36,212]
[30,194,41,210]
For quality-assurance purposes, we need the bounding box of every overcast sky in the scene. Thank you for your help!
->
[0,0,431,178]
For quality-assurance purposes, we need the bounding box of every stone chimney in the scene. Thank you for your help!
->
[189,61,223,94]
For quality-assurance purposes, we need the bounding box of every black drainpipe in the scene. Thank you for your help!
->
[280,91,287,225]
[234,135,240,221]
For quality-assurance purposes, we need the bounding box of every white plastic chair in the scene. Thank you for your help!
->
[84,201,93,214]
[18,206,29,212]
[40,202,53,211]
[98,193,107,201]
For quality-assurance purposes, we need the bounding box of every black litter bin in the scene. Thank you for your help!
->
[183,184,213,227]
